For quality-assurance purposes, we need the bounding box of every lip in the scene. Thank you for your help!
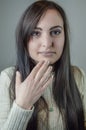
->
[38,51,56,57]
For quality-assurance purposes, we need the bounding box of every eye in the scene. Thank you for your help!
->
[50,29,61,37]
[31,31,40,37]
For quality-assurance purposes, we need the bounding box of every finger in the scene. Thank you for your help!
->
[34,61,50,81]
[15,71,22,87]
[41,74,54,91]
[26,61,44,81]
[35,74,54,97]
[36,66,52,89]
[40,66,52,84]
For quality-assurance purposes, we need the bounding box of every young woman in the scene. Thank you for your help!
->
[0,0,86,130]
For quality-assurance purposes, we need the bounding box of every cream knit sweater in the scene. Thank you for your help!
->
[0,66,86,130]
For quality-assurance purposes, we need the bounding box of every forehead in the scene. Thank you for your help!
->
[37,9,64,29]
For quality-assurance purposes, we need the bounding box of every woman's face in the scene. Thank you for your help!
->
[27,9,65,64]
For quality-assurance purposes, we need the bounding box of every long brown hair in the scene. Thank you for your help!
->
[10,1,85,130]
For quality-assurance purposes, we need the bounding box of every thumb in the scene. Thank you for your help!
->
[15,71,22,87]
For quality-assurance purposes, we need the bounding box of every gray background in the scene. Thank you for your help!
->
[0,0,86,72]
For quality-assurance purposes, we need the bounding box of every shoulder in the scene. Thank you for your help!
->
[0,66,15,78]
[72,66,85,80]
[72,66,86,96]
[72,66,86,83]
[0,67,15,88]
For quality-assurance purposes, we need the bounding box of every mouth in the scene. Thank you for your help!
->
[38,51,56,57]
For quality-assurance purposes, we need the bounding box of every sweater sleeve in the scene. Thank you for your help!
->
[0,67,34,130]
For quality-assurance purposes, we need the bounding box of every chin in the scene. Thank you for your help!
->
[31,57,57,65]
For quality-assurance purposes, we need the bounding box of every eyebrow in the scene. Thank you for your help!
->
[50,25,63,30]
[35,25,63,31]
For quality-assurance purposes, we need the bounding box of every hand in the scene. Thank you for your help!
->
[15,61,53,109]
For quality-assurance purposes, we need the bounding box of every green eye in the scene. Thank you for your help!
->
[50,29,61,36]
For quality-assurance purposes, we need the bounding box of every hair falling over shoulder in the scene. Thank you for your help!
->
[10,1,85,130]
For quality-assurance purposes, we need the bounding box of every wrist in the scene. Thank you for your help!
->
[15,100,33,110]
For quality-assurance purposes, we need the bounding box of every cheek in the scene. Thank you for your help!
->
[55,38,65,53]
[27,41,33,55]
[27,40,39,55]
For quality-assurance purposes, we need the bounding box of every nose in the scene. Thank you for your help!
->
[42,33,53,48]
